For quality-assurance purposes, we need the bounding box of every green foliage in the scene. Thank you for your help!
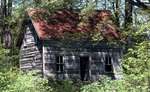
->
[48,79,81,92]
[0,71,53,92]
[81,76,125,92]
[0,70,18,91]
[0,46,19,72]
[0,45,51,92]
[80,21,150,92]
[123,21,150,45]
[124,74,150,92]
[39,0,73,12]
[80,1,96,21]
[0,1,149,92]
[81,75,150,92]
[123,41,150,75]
[123,21,150,75]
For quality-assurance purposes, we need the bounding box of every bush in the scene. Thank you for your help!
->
[80,76,125,92]
[0,71,53,92]
[80,75,150,92]
[48,79,81,92]
[0,70,18,91]
[0,46,19,72]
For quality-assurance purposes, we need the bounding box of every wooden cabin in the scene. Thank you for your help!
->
[17,8,123,81]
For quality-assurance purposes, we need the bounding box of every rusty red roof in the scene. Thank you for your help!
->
[27,8,120,40]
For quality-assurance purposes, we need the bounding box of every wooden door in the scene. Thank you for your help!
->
[80,56,89,81]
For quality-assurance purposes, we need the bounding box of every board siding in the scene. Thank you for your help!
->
[20,26,43,75]
[19,24,123,81]
[43,44,122,80]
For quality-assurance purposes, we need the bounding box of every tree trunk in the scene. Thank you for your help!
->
[115,0,120,27]
[1,0,6,44]
[0,0,12,48]
[125,0,133,29]
[8,0,12,16]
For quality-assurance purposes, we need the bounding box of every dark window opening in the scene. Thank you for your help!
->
[105,55,113,73]
[80,56,90,81]
[56,56,64,73]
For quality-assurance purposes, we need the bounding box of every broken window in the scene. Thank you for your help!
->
[105,55,113,73]
[56,56,64,73]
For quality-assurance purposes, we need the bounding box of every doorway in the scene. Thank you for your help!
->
[80,56,90,81]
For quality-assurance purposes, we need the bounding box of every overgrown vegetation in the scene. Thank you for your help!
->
[80,21,150,92]
[0,0,150,92]
[0,71,53,92]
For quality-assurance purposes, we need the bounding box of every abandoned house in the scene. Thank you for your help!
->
[17,8,123,81]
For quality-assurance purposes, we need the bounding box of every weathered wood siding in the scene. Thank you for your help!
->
[19,26,122,80]
[43,40,123,80]
[20,25,43,74]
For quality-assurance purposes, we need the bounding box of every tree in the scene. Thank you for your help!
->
[8,0,12,15]
[34,0,41,6]
[0,0,12,48]
[114,0,120,27]
[125,0,133,29]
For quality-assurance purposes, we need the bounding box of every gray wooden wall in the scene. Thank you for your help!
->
[43,46,123,81]
[19,24,123,80]
[20,26,43,75]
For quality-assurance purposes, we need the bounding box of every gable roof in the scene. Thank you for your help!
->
[27,8,120,40]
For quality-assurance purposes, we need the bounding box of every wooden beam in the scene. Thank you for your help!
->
[89,55,92,80]
[42,45,46,78]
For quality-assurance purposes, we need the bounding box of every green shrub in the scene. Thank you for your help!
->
[80,75,150,92]
[48,79,81,92]
[122,41,150,92]
[0,70,18,91]
[80,76,125,92]
[0,71,53,92]
[0,46,19,72]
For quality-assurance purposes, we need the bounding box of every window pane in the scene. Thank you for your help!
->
[105,55,113,72]
[56,56,64,73]
[56,64,59,72]
[59,56,63,63]
[105,65,112,72]
[56,56,60,63]
[60,65,63,72]
[56,56,63,64]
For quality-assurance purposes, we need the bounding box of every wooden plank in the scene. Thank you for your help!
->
[20,53,42,61]
[89,56,92,80]
[20,54,41,58]
[20,60,43,66]
[21,46,37,51]
[19,27,43,74]
[21,67,43,71]
[20,61,42,65]
[43,46,46,78]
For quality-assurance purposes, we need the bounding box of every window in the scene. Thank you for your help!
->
[56,56,64,73]
[105,55,113,73]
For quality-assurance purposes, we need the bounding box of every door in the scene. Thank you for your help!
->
[80,56,89,81]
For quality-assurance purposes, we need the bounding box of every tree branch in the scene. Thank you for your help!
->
[131,0,150,9]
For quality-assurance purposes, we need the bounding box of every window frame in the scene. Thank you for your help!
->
[104,55,113,73]
[55,55,64,73]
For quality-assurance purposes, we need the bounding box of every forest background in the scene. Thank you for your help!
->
[0,0,150,92]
